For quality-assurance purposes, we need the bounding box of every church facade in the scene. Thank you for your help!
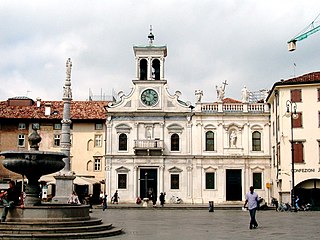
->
[105,35,271,204]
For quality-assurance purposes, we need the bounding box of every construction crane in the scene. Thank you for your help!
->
[288,13,320,51]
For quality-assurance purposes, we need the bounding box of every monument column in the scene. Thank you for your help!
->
[53,58,76,203]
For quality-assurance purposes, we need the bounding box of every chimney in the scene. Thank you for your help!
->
[44,103,51,116]
[36,98,41,107]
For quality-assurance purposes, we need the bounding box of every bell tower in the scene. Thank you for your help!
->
[133,26,167,81]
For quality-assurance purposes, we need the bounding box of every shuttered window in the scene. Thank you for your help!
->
[293,142,304,163]
[291,89,302,102]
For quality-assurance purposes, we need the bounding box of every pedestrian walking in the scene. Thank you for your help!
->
[159,192,165,207]
[295,195,300,211]
[244,186,259,229]
[112,190,119,204]
[103,194,108,211]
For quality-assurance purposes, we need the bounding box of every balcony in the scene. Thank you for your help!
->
[134,139,164,156]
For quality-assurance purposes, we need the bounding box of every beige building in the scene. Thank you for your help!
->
[0,97,107,201]
[267,72,320,207]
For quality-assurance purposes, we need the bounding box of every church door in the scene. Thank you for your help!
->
[226,169,242,201]
[139,169,157,200]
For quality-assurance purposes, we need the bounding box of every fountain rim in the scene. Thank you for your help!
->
[0,150,67,157]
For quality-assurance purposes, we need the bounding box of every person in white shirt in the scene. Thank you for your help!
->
[67,191,80,205]
[244,186,259,229]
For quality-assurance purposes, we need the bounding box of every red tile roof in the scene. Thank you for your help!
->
[279,72,320,85]
[211,98,241,104]
[0,100,108,120]
[266,71,320,102]
[223,98,241,103]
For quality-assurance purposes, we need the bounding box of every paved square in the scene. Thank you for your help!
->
[93,208,320,240]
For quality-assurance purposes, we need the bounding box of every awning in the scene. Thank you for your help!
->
[39,175,100,186]
[74,176,100,186]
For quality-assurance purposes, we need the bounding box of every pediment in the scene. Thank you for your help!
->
[251,166,264,172]
[115,166,130,173]
[167,124,184,134]
[250,124,263,130]
[115,124,132,133]
[93,151,103,157]
[168,166,183,173]
[204,124,217,130]
[203,166,217,172]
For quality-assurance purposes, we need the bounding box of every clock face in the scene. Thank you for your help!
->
[141,89,158,106]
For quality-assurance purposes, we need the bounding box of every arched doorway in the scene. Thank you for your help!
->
[295,179,320,207]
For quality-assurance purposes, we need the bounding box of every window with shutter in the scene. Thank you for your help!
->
[293,142,304,163]
[291,89,302,102]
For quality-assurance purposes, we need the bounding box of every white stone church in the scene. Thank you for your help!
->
[105,33,271,204]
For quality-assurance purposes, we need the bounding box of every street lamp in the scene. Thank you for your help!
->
[285,100,298,210]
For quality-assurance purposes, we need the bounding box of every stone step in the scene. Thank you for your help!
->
[2,217,103,228]
[0,223,113,234]
[0,227,123,240]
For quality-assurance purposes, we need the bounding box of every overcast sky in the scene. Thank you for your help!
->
[1,0,319,103]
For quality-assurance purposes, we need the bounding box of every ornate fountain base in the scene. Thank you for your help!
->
[0,205,123,239]
[6,204,90,222]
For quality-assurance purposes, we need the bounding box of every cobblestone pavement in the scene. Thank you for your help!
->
[92,208,320,240]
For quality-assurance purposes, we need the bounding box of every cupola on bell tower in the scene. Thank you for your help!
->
[133,26,167,81]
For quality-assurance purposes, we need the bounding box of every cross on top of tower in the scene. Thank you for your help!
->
[148,25,154,45]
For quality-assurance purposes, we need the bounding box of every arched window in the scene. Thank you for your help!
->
[152,59,160,80]
[206,131,214,151]
[139,59,148,80]
[252,131,261,151]
[119,133,127,151]
[171,133,179,151]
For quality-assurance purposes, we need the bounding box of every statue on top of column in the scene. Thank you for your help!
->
[63,58,72,99]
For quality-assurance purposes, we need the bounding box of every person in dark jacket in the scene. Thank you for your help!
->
[1,181,21,222]
[103,194,108,211]
[159,192,165,207]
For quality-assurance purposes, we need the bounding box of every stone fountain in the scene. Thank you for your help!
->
[0,130,122,239]
[1,129,66,206]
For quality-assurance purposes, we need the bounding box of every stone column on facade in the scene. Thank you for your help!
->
[135,57,139,80]
[148,57,152,80]
[133,166,138,199]
[159,165,164,194]
[195,122,203,155]
[186,119,192,155]
[105,164,112,197]
[264,123,271,155]
[243,123,249,155]
[193,159,203,203]
[218,122,224,154]
[160,57,164,80]
[134,122,139,149]
[53,58,75,204]
[187,164,193,199]
[106,116,112,154]
[160,122,164,150]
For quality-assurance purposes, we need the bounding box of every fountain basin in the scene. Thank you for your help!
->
[0,150,66,206]
[0,150,66,177]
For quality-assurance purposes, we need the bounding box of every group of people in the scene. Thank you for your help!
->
[135,192,166,207]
